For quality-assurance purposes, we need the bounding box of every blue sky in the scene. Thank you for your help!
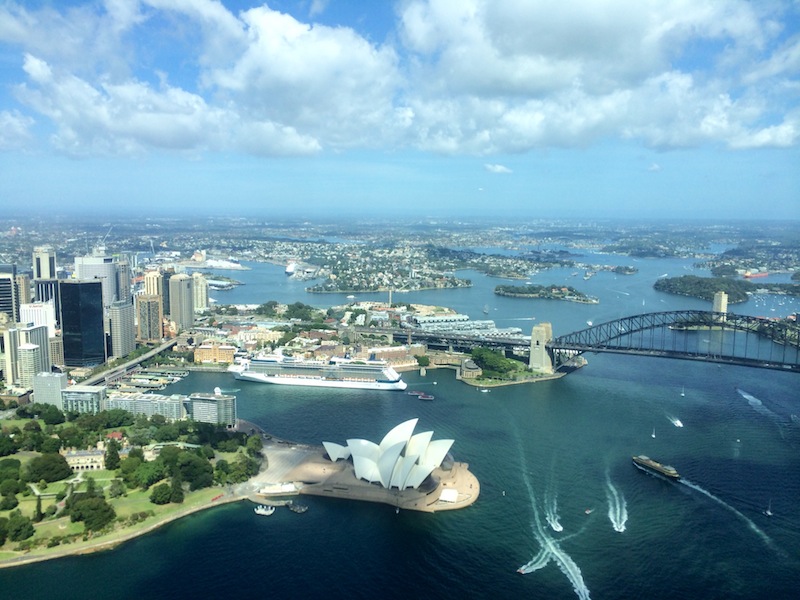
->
[1,0,798,220]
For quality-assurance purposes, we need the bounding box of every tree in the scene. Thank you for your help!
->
[34,494,43,523]
[149,482,171,505]
[104,440,121,471]
[108,479,126,499]
[177,452,213,490]
[0,516,7,546]
[0,493,18,510]
[170,473,184,504]
[7,510,34,542]
[70,497,116,531]
[25,453,72,483]
[245,434,263,457]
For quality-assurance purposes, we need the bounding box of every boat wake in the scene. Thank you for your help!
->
[513,434,590,599]
[544,490,563,532]
[604,473,628,533]
[666,415,684,428]
[736,388,780,421]
[679,479,780,554]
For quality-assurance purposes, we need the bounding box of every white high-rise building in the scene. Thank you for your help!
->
[74,248,118,310]
[33,372,68,409]
[169,273,194,332]
[192,272,209,313]
[109,300,136,358]
[32,245,57,280]
[17,343,43,389]
[20,301,58,337]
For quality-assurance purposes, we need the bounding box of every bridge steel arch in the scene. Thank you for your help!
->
[547,310,800,373]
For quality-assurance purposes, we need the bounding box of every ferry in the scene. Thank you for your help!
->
[632,455,680,479]
[229,354,407,391]
[254,504,276,516]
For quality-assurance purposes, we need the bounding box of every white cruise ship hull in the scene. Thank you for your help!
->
[233,370,407,390]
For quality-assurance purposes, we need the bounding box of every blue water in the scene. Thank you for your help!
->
[3,255,799,599]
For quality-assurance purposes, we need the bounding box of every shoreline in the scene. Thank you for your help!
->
[0,491,245,570]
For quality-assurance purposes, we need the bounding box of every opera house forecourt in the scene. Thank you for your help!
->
[298,419,479,512]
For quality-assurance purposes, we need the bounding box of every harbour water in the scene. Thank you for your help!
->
[2,253,798,599]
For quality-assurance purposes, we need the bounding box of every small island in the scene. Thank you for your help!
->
[494,284,599,304]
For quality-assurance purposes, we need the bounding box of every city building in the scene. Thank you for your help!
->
[192,272,209,312]
[185,390,237,427]
[33,371,68,409]
[193,341,236,364]
[1,323,50,388]
[32,245,57,280]
[34,278,60,319]
[61,384,107,414]
[136,294,163,342]
[20,301,58,337]
[0,266,19,322]
[17,343,43,389]
[59,279,106,367]
[143,270,163,297]
[115,258,132,304]
[15,273,31,304]
[74,248,119,310]
[109,299,136,359]
[60,447,105,471]
[106,392,184,421]
[169,273,194,332]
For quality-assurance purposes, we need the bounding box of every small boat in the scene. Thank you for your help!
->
[651,427,656,439]
[479,388,489,393]
[254,504,276,516]
[483,304,490,314]
[680,386,685,397]
[407,390,424,396]
[764,500,773,517]
[418,393,434,401]
[585,508,593,515]
[288,502,308,514]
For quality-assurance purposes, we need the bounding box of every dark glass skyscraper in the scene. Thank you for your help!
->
[59,280,106,367]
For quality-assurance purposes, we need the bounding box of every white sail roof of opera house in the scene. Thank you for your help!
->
[322,418,454,490]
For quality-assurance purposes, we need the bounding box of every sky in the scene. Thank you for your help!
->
[0,0,798,221]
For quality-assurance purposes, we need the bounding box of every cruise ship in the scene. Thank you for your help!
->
[228,355,407,391]
[632,455,680,479]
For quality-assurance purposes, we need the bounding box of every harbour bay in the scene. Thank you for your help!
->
[2,253,798,599]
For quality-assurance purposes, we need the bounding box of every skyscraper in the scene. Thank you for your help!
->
[74,248,118,310]
[116,258,132,304]
[0,265,19,322]
[33,371,68,409]
[109,300,136,358]
[17,343,43,389]
[32,245,57,280]
[15,273,31,304]
[192,272,209,313]
[169,273,194,332]
[20,301,58,337]
[136,294,163,342]
[34,278,60,319]
[59,279,106,367]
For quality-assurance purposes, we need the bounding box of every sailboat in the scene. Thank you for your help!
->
[764,499,773,517]
[651,427,656,439]
[680,386,685,397]
[483,304,489,314]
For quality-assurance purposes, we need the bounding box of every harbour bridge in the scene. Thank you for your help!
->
[391,310,800,373]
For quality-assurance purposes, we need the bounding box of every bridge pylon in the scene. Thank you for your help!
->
[529,322,554,375]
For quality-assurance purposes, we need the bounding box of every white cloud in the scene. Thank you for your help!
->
[647,163,662,172]
[0,109,34,150]
[484,163,511,174]
[0,0,797,158]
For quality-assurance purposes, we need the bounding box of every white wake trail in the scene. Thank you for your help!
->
[513,430,591,599]
[680,479,779,553]
[604,474,628,533]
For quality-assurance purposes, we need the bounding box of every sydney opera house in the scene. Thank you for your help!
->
[298,418,479,512]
